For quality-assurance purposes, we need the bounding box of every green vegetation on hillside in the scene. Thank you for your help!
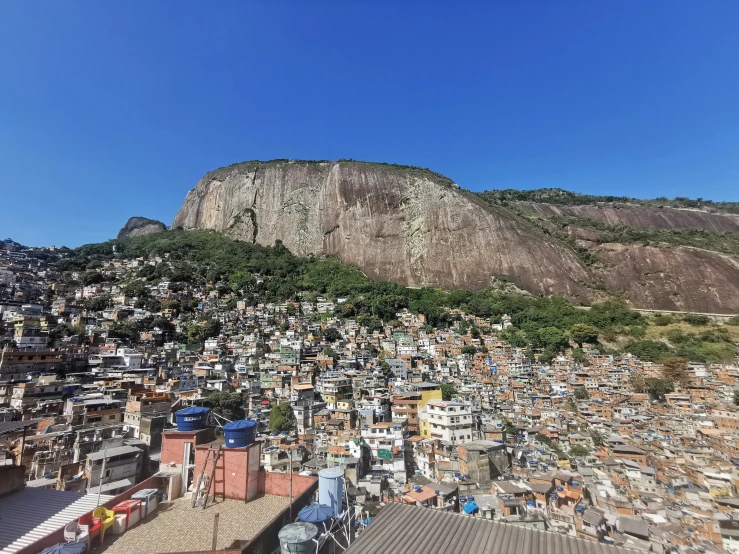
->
[532,214,739,259]
[60,230,736,364]
[477,188,739,214]
[475,191,739,265]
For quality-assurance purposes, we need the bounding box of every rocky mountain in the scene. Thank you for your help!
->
[514,201,739,234]
[117,217,167,239]
[172,160,739,314]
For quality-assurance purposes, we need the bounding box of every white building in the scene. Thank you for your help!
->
[425,400,474,443]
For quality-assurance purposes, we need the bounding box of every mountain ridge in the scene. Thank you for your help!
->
[171,159,739,314]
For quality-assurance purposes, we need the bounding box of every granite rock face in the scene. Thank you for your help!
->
[173,161,592,300]
[593,243,739,313]
[172,160,739,313]
[515,201,739,233]
[117,217,167,239]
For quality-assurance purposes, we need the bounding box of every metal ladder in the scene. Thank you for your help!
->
[192,445,221,509]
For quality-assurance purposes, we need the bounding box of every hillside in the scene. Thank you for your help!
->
[60,230,739,363]
[170,160,739,314]
[172,160,592,300]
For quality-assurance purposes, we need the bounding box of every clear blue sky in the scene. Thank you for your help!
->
[2,2,738,247]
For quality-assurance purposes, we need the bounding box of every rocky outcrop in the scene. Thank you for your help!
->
[593,244,739,313]
[172,160,739,313]
[173,161,593,299]
[515,202,739,234]
[118,217,167,239]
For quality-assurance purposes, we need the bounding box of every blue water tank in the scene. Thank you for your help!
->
[175,406,210,431]
[223,420,258,448]
[318,468,344,517]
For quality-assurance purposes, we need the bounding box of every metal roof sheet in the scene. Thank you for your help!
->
[0,488,113,554]
[85,445,141,460]
[345,503,637,554]
[0,419,42,436]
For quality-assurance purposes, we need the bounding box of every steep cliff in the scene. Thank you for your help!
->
[172,160,739,313]
[118,217,167,239]
[173,160,592,299]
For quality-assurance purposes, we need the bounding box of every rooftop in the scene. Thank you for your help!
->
[93,495,290,554]
[86,445,141,460]
[345,502,636,554]
[0,487,114,554]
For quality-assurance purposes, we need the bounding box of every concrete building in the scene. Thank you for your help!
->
[425,400,474,443]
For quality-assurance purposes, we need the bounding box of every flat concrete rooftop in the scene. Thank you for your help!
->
[93,495,290,554]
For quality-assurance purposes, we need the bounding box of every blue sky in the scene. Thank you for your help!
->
[1,2,738,247]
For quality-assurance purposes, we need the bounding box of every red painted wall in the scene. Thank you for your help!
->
[193,443,261,501]
[263,472,317,498]
[160,431,197,465]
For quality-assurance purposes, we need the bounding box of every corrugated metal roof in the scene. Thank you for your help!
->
[345,503,637,554]
[0,487,113,554]
[0,420,42,436]
[87,477,136,495]
[86,445,141,460]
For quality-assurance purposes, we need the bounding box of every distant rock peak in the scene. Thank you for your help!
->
[117,217,167,239]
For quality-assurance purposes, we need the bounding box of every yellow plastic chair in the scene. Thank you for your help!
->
[92,507,116,543]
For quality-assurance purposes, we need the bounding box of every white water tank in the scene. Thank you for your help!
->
[318,467,344,517]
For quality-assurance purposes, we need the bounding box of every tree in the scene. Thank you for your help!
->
[461,345,477,356]
[203,319,222,340]
[662,356,690,386]
[456,321,469,336]
[123,280,149,298]
[84,294,112,312]
[629,371,647,394]
[570,324,599,346]
[204,391,245,421]
[380,361,393,379]
[268,404,295,432]
[441,384,457,401]
[501,328,527,348]
[538,326,569,351]
[322,327,341,342]
[590,432,604,447]
[644,378,674,401]
[321,347,336,358]
[539,346,558,365]
[503,420,518,436]
[572,348,589,366]
[734,390,739,407]
[187,319,221,343]
[574,387,589,400]
[569,445,589,458]
[626,339,672,362]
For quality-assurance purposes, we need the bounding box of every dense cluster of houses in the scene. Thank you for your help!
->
[2,239,739,553]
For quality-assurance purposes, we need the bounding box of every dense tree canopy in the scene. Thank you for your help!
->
[268,404,295,432]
